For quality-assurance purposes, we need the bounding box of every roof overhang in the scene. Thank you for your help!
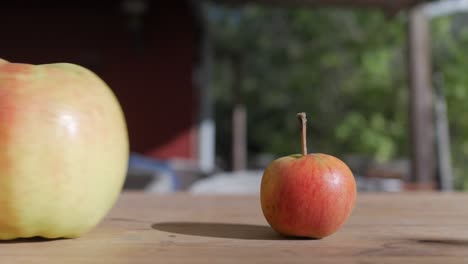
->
[212,0,430,15]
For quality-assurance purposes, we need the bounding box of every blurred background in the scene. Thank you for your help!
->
[2,0,468,193]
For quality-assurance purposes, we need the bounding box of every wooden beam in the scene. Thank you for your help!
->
[425,0,468,18]
[231,55,247,171]
[407,4,436,190]
[213,0,426,12]
[195,2,216,173]
[433,72,454,191]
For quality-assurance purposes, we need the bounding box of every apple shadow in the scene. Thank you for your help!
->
[0,237,65,244]
[413,238,468,247]
[151,222,315,240]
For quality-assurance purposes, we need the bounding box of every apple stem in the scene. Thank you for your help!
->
[297,112,307,156]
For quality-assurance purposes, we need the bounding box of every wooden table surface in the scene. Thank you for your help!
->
[2,192,468,263]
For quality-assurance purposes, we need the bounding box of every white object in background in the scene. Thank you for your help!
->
[190,171,263,194]
[198,119,215,173]
[364,178,402,192]
[145,172,175,193]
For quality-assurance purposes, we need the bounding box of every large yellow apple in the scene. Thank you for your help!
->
[0,59,129,239]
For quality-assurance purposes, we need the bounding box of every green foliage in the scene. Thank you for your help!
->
[208,5,468,189]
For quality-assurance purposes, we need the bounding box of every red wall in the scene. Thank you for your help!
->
[0,1,200,160]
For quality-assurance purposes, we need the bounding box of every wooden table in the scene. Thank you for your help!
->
[2,192,468,263]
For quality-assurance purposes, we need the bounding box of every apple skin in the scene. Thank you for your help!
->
[260,153,356,238]
[0,59,128,239]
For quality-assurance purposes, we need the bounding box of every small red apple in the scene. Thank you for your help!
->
[260,112,356,238]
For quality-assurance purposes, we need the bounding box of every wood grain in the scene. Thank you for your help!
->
[1,192,468,263]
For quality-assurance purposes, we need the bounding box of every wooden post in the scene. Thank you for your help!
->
[407,5,436,190]
[434,71,454,191]
[231,54,247,171]
[195,1,216,173]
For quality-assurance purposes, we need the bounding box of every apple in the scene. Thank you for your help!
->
[0,58,129,239]
[260,112,356,238]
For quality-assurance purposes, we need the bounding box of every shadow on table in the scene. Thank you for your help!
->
[152,222,313,240]
[0,237,65,244]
